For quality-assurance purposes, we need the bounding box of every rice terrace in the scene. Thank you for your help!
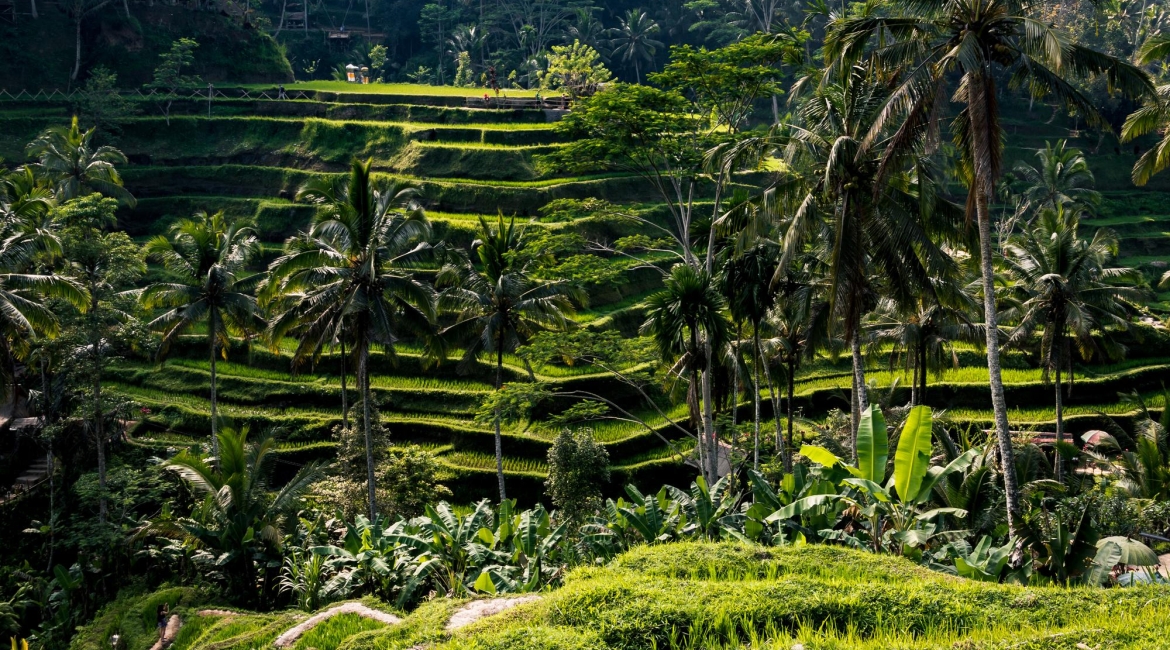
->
[5,0,1170,647]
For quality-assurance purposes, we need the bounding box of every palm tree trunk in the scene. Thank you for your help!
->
[92,330,107,524]
[731,327,739,430]
[30,0,37,19]
[919,339,928,405]
[494,346,507,501]
[702,346,717,483]
[1054,331,1064,482]
[850,330,868,461]
[910,353,919,407]
[340,333,348,430]
[969,73,1021,534]
[209,318,219,458]
[360,337,377,519]
[786,357,796,471]
[71,15,82,82]
[758,345,786,471]
[753,328,762,471]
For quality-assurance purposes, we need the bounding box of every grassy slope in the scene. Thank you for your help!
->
[72,543,1170,650]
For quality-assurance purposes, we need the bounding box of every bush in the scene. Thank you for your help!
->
[545,428,609,528]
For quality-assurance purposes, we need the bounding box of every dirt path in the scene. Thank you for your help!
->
[272,602,401,648]
[445,596,540,632]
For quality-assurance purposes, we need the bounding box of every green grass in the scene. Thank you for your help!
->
[292,612,388,650]
[439,450,550,476]
[335,543,1170,649]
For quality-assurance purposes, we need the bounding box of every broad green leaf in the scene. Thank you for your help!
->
[473,570,497,594]
[856,404,888,483]
[893,406,934,502]
[800,445,846,469]
[765,493,838,522]
[841,477,890,502]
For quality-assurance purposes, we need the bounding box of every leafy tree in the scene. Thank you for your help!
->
[57,194,144,523]
[380,445,453,519]
[74,66,133,135]
[652,33,800,131]
[268,158,436,518]
[541,40,612,97]
[641,263,729,484]
[25,116,134,206]
[140,211,262,458]
[145,425,323,607]
[608,9,663,84]
[146,38,201,126]
[1004,208,1143,480]
[368,44,388,80]
[545,428,610,531]
[438,215,582,500]
[830,0,1154,534]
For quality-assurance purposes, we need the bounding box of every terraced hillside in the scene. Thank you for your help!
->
[2,87,1169,502]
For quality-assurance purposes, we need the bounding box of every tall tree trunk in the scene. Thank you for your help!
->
[360,338,377,519]
[758,345,786,471]
[71,16,83,82]
[1053,331,1064,482]
[494,345,506,501]
[91,297,107,524]
[731,328,739,430]
[30,0,37,19]
[753,328,762,471]
[771,94,780,124]
[702,346,717,483]
[850,330,868,462]
[786,358,795,471]
[209,315,219,458]
[969,73,1021,534]
[122,0,129,17]
[340,334,348,430]
[919,339,928,405]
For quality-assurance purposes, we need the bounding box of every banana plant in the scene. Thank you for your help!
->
[385,500,495,596]
[471,502,568,594]
[310,515,432,607]
[767,405,977,555]
[953,535,1016,582]
[667,476,743,541]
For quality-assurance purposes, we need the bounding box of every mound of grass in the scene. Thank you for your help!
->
[357,542,1170,650]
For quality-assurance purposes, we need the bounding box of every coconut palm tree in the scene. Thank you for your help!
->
[437,215,582,500]
[721,246,777,470]
[146,424,324,606]
[609,9,663,83]
[1003,207,1144,480]
[828,0,1153,533]
[0,167,55,227]
[25,116,135,206]
[756,64,955,456]
[266,158,436,519]
[140,211,262,458]
[642,263,729,484]
[1012,140,1100,217]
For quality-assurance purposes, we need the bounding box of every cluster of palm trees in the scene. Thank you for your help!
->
[630,0,1165,537]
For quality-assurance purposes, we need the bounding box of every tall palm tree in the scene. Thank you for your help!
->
[721,246,776,470]
[642,263,729,484]
[145,424,323,606]
[437,215,582,500]
[609,9,663,83]
[760,270,832,471]
[1003,207,1144,481]
[760,64,955,455]
[1012,140,1100,217]
[25,116,135,206]
[267,158,436,519]
[140,211,262,458]
[829,0,1153,533]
